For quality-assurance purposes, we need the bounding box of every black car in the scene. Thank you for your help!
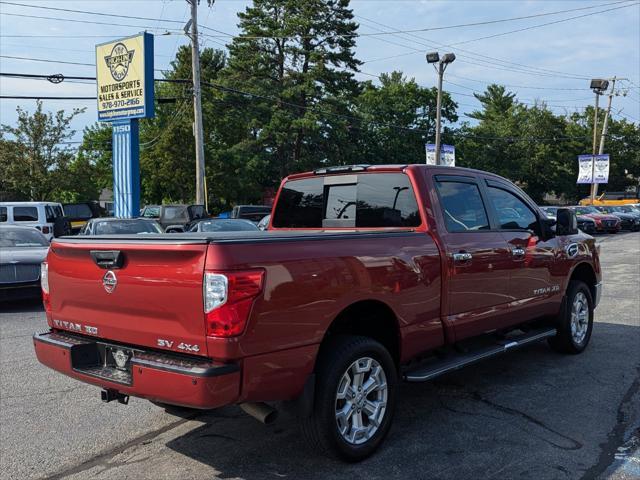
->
[231,205,273,223]
[158,205,208,232]
[63,201,106,234]
[596,206,640,231]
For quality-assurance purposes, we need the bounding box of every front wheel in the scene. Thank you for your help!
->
[548,280,594,354]
[301,335,397,462]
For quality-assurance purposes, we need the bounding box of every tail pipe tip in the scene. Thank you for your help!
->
[240,402,278,425]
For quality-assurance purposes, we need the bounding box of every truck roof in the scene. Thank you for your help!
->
[285,163,511,182]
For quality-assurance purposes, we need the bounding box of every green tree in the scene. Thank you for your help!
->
[468,84,516,121]
[356,71,458,164]
[220,0,361,188]
[140,45,226,206]
[0,101,86,201]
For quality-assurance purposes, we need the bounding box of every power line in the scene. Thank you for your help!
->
[358,3,638,78]
[355,14,595,82]
[0,1,188,24]
[450,2,640,47]
[205,0,635,39]
[0,12,182,33]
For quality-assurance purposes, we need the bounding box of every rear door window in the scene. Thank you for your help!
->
[0,207,6,222]
[356,173,420,227]
[272,173,421,228]
[13,206,39,222]
[435,180,490,232]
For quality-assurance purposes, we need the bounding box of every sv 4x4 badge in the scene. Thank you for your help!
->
[157,338,200,353]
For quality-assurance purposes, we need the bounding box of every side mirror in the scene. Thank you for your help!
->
[556,208,578,236]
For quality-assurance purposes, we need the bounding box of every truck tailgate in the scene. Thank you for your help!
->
[47,239,209,357]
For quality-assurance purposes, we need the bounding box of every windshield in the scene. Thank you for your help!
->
[142,206,160,218]
[198,220,259,232]
[0,228,49,247]
[162,206,188,221]
[93,220,163,234]
[541,207,557,217]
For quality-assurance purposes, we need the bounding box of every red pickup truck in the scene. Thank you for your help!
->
[34,165,602,461]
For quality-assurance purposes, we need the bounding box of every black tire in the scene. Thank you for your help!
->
[301,335,397,462]
[548,280,594,354]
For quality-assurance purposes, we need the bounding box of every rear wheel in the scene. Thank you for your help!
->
[548,280,593,354]
[301,335,397,462]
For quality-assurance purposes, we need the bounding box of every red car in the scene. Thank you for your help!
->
[572,206,621,233]
[34,165,601,461]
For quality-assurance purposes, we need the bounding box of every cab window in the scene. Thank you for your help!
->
[487,186,538,230]
[435,180,490,232]
[13,206,38,222]
[0,207,6,222]
[272,173,421,228]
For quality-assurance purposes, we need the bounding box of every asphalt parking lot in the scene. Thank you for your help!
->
[1,233,638,480]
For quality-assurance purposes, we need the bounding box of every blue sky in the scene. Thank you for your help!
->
[1,0,639,143]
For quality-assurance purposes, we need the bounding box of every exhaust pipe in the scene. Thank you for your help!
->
[240,402,278,424]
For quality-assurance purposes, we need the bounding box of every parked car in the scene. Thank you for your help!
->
[63,202,106,234]
[0,201,69,241]
[257,214,271,231]
[231,205,272,223]
[540,206,596,235]
[571,206,621,233]
[79,218,163,235]
[0,225,49,301]
[187,218,260,233]
[34,164,601,461]
[595,206,640,231]
[140,205,161,219]
[158,204,208,232]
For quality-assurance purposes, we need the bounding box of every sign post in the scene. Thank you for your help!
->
[426,144,455,167]
[96,32,154,218]
[577,154,610,187]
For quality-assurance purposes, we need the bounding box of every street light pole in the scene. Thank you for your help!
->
[593,77,617,200]
[434,61,444,166]
[589,90,600,204]
[187,0,206,207]
[426,52,455,166]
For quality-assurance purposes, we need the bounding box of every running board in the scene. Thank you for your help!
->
[403,328,556,382]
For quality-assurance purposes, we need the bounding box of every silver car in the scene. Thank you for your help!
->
[0,225,49,301]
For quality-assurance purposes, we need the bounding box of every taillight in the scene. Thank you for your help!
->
[204,270,264,337]
[41,262,51,315]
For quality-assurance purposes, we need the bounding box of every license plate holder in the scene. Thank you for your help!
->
[104,345,134,373]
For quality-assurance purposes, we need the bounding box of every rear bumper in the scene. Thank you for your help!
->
[33,330,240,409]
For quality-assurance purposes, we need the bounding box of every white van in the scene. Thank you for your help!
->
[0,202,66,241]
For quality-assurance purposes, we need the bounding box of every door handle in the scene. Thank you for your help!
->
[453,252,473,263]
[511,247,526,257]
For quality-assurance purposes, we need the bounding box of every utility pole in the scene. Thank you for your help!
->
[594,77,618,202]
[426,52,455,165]
[187,0,206,207]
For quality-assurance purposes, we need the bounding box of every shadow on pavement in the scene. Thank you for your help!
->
[0,296,43,313]
[164,321,640,480]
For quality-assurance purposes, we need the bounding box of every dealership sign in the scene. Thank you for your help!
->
[577,154,610,184]
[96,33,154,122]
[426,144,455,166]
